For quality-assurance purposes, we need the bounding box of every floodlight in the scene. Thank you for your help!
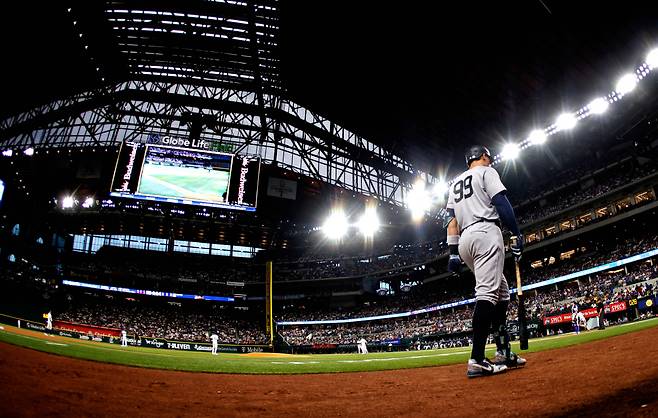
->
[82,197,95,208]
[358,207,380,237]
[2,150,13,157]
[406,180,430,221]
[528,130,547,145]
[588,98,609,114]
[24,148,34,156]
[323,209,349,240]
[555,113,577,131]
[615,73,637,95]
[62,196,75,209]
[501,143,520,161]
[646,48,658,69]
[433,181,449,197]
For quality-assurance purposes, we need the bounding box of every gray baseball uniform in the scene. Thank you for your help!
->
[446,165,510,304]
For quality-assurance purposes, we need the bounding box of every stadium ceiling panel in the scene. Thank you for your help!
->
[0,0,427,206]
[100,0,282,91]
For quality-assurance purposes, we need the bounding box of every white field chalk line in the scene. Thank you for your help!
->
[270,351,470,365]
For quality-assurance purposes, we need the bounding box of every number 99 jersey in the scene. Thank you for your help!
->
[446,166,506,231]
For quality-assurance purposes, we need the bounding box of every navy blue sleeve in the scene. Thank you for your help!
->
[491,191,521,236]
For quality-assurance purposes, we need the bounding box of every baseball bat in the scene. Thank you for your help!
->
[515,260,529,350]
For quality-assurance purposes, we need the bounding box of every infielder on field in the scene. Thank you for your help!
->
[46,311,52,331]
[121,329,128,347]
[211,333,219,355]
[571,301,581,334]
[576,311,586,331]
[445,145,527,378]
[357,337,368,354]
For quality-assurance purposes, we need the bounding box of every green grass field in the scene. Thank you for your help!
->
[137,163,229,202]
[1,318,657,374]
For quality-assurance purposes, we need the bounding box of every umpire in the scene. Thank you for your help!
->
[445,145,527,378]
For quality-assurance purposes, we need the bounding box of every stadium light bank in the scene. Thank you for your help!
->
[489,46,658,166]
[404,46,658,220]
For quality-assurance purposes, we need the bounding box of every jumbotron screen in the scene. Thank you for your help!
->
[110,143,260,211]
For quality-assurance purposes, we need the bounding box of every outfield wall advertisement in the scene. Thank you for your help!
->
[541,299,650,326]
[54,320,121,338]
[0,314,270,353]
[137,337,267,353]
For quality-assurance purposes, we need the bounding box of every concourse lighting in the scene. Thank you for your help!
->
[646,48,658,69]
[24,148,34,156]
[406,180,430,221]
[501,143,520,161]
[555,113,577,131]
[527,130,547,145]
[62,196,75,209]
[588,98,609,115]
[82,197,95,208]
[358,207,380,237]
[615,73,637,95]
[322,209,349,240]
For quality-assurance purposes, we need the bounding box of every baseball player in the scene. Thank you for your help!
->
[211,333,219,355]
[571,301,580,334]
[445,145,527,378]
[357,337,368,354]
[46,311,52,331]
[576,311,586,331]
[596,297,606,330]
[121,330,128,347]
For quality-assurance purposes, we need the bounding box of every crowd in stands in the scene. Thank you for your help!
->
[278,259,657,346]
[278,308,473,346]
[534,263,657,317]
[23,225,653,348]
[65,239,448,288]
[522,232,658,287]
[515,159,658,226]
[66,247,256,294]
[277,235,658,346]
[277,229,658,322]
[0,257,58,295]
[56,298,268,345]
[274,240,447,281]
[62,153,657,290]
[3,233,656,349]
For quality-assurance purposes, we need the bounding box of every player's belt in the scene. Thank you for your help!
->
[462,218,501,232]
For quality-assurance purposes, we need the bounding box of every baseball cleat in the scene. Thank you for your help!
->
[466,358,507,378]
[493,350,527,368]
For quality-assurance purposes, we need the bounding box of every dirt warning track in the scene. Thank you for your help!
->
[1,325,657,417]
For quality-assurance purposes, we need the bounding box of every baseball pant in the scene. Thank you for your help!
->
[458,222,510,304]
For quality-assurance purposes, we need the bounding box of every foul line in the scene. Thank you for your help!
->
[270,350,470,365]
[0,329,177,357]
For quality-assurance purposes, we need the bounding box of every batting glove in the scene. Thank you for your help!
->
[447,254,462,273]
[511,234,524,261]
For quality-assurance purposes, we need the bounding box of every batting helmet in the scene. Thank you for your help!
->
[465,145,491,166]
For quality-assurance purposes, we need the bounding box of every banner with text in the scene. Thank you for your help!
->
[543,301,629,326]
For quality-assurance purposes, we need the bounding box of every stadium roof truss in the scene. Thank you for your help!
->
[0,0,428,206]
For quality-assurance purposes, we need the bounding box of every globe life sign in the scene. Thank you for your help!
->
[145,133,234,153]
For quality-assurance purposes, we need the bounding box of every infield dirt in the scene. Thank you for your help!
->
[1,325,657,417]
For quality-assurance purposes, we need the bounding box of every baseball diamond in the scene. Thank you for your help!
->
[1,1,657,417]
